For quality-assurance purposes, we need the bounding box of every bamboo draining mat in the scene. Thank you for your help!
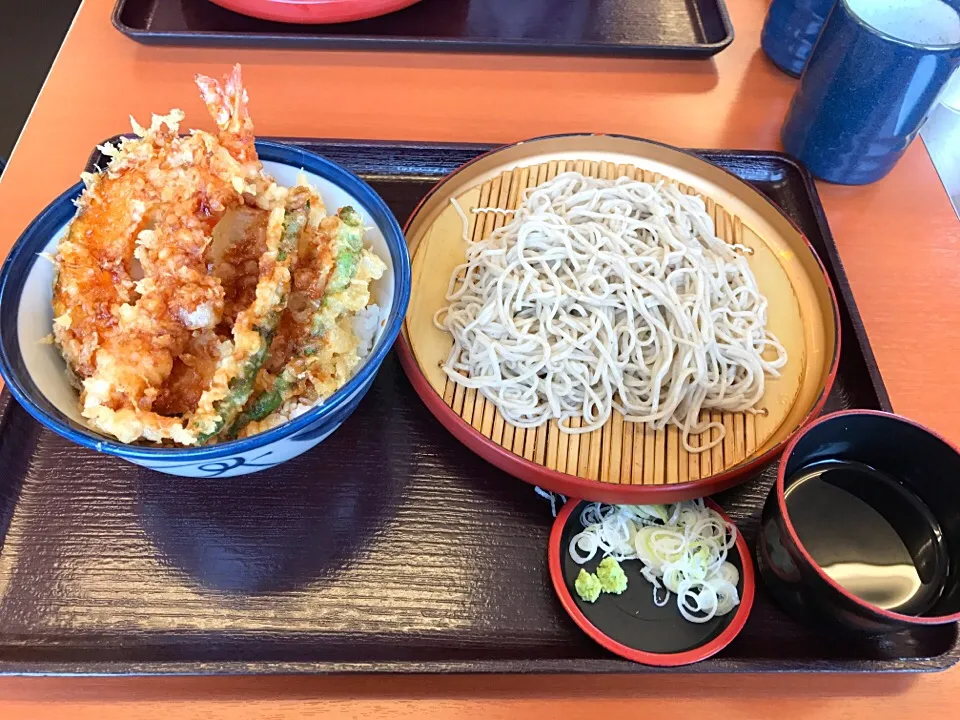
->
[407,159,806,487]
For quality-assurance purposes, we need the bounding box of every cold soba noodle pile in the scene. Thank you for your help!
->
[436,172,786,452]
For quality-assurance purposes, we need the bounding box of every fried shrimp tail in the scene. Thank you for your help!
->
[195,64,258,169]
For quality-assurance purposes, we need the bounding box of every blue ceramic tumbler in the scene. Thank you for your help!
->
[761,0,836,77]
[782,0,960,185]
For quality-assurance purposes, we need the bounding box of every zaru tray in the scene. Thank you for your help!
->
[0,139,956,676]
[112,0,734,58]
[401,135,840,502]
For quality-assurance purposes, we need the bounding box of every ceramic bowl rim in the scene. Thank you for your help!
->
[839,0,960,52]
[0,139,411,462]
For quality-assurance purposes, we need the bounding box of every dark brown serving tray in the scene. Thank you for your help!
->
[112,0,734,58]
[0,139,955,676]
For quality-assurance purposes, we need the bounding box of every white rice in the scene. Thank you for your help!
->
[353,303,381,360]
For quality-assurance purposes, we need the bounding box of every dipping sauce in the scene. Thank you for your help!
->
[784,460,948,614]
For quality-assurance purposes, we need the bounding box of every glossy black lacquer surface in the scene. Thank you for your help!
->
[112,0,734,57]
[0,139,955,675]
[558,501,743,655]
[759,412,960,635]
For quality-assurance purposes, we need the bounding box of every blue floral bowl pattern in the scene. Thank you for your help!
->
[0,141,411,477]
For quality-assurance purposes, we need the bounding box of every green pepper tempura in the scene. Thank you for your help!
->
[596,557,628,595]
[574,569,602,603]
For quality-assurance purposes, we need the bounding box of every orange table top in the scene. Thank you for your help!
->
[0,0,959,716]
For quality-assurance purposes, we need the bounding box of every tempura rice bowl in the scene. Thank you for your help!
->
[0,141,411,477]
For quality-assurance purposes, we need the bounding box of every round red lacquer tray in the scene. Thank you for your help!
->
[397,134,841,503]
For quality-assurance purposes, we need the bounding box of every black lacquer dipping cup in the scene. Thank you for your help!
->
[758,410,960,634]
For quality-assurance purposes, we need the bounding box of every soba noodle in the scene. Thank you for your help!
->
[434,171,786,452]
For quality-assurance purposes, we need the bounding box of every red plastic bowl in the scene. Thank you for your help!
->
[208,0,423,24]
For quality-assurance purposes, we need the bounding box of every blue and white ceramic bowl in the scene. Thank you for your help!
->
[0,141,411,477]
